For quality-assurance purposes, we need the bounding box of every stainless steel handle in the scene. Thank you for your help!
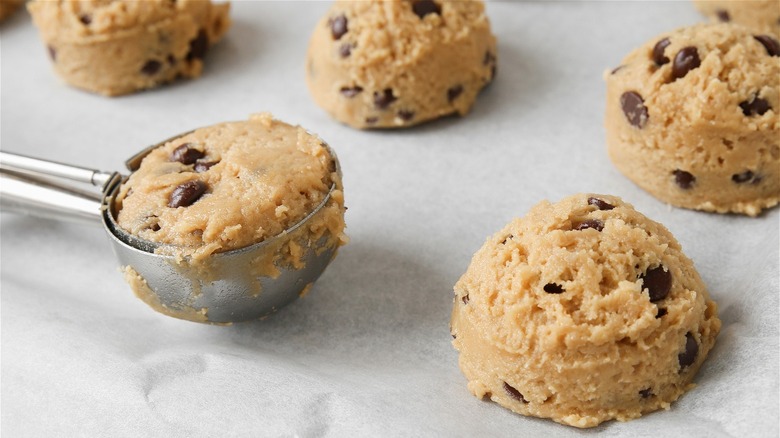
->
[0,151,114,188]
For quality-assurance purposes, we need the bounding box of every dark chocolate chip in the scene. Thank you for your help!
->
[451,332,456,339]
[447,85,464,102]
[483,51,496,66]
[167,54,176,65]
[168,180,207,208]
[412,0,441,18]
[671,47,701,80]
[740,96,772,116]
[503,382,529,404]
[639,388,653,398]
[588,197,615,210]
[339,43,353,58]
[501,234,514,244]
[340,86,363,98]
[373,88,397,109]
[639,265,672,302]
[462,294,469,305]
[754,35,780,57]
[79,14,92,25]
[140,60,162,76]
[543,283,565,294]
[186,30,209,61]
[576,219,604,232]
[171,144,204,165]
[732,170,755,184]
[652,38,671,65]
[330,15,348,40]
[365,117,379,124]
[150,223,161,232]
[47,45,57,61]
[620,91,649,128]
[673,169,696,189]
[610,65,624,75]
[194,161,218,173]
[678,332,699,369]
[398,110,415,121]
[715,9,730,22]
[656,308,668,318]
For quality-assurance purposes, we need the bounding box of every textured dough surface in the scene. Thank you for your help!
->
[116,113,347,261]
[693,0,780,35]
[306,0,497,129]
[605,23,780,216]
[28,0,230,96]
[451,194,721,428]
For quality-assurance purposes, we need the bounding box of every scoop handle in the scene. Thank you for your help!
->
[0,152,117,225]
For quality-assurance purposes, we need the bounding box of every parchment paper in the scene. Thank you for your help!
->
[2,2,778,437]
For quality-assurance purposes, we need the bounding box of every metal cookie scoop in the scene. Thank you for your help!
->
[0,136,341,324]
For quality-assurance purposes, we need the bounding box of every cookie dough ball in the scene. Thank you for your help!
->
[605,24,780,216]
[28,0,230,96]
[306,0,497,129]
[115,113,347,262]
[693,0,780,35]
[451,194,721,428]
[0,0,23,22]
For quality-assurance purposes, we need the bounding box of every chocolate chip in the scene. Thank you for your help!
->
[678,332,699,369]
[340,86,363,98]
[543,283,565,294]
[194,161,218,173]
[639,265,672,302]
[656,308,667,318]
[339,43,353,58]
[610,65,624,75]
[754,35,780,57]
[620,91,649,128]
[186,30,209,61]
[462,294,469,305]
[412,0,441,18]
[576,219,604,232]
[483,51,496,66]
[168,180,207,208]
[740,96,771,116]
[398,110,415,121]
[503,382,529,404]
[732,170,762,184]
[47,45,56,61]
[330,15,348,40]
[501,234,514,244]
[652,38,671,65]
[79,14,92,25]
[716,9,730,22]
[639,388,653,398]
[374,89,397,109]
[365,117,379,125]
[150,223,161,232]
[671,47,701,80]
[171,144,204,164]
[588,197,615,210]
[140,60,161,76]
[673,169,696,189]
[447,85,463,102]
[167,54,176,65]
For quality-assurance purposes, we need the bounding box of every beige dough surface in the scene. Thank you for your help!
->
[693,0,780,35]
[28,0,230,96]
[306,0,497,129]
[115,113,347,262]
[450,194,721,428]
[0,0,23,21]
[605,23,780,216]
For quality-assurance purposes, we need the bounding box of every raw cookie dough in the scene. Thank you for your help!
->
[693,0,780,35]
[605,23,780,216]
[306,0,497,129]
[450,194,721,428]
[0,0,23,22]
[115,113,347,262]
[28,0,230,96]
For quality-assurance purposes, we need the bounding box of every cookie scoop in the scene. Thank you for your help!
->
[450,194,720,428]
[306,0,497,129]
[605,23,779,216]
[0,114,347,324]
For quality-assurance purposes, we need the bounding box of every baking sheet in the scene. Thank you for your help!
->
[1,1,778,437]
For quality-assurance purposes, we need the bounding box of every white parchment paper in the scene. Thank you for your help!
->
[2,2,778,437]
